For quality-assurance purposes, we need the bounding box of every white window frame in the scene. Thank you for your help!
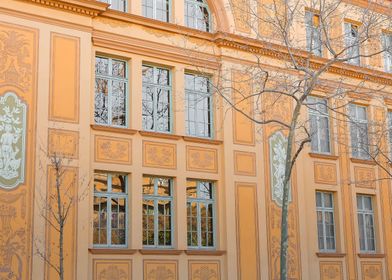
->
[305,11,322,56]
[308,96,331,154]
[99,0,126,12]
[93,173,128,247]
[142,177,174,248]
[185,73,213,138]
[382,32,392,72]
[357,195,376,252]
[95,56,129,128]
[316,191,336,252]
[142,0,171,22]
[187,180,216,249]
[142,65,172,133]
[349,104,370,159]
[344,22,361,66]
[185,0,212,32]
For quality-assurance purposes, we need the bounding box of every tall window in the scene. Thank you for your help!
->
[357,195,376,252]
[349,104,370,159]
[142,0,170,22]
[98,0,126,11]
[305,11,322,56]
[185,0,211,32]
[187,180,215,248]
[382,32,392,72]
[93,172,127,246]
[316,192,336,251]
[185,73,212,138]
[142,65,171,133]
[388,111,392,157]
[95,56,128,127]
[308,96,330,153]
[344,22,360,65]
[142,176,173,247]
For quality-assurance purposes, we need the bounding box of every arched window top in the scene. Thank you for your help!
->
[185,0,212,32]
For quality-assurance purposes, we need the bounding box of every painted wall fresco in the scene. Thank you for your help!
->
[0,22,37,280]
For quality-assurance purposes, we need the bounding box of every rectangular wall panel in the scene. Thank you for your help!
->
[235,183,260,280]
[232,71,255,145]
[49,33,80,123]
[45,166,78,280]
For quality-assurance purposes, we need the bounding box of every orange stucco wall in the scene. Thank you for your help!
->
[1,0,392,279]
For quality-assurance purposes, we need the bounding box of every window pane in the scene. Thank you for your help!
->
[111,81,126,126]
[143,177,155,195]
[157,178,171,196]
[94,173,108,192]
[111,174,126,193]
[199,182,213,199]
[95,57,128,127]
[186,180,198,198]
[186,180,214,248]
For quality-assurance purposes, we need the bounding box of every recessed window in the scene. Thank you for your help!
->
[142,0,170,22]
[344,22,360,65]
[357,195,376,252]
[98,0,126,12]
[142,176,173,247]
[185,0,211,32]
[349,104,370,159]
[382,32,392,72]
[187,180,215,248]
[93,172,128,246]
[305,11,322,56]
[142,65,172,133]
[185,73,212,138]
[388,111,392,157]
[316,191,336,251]
[95,56,128,127]
[308,96,330,154]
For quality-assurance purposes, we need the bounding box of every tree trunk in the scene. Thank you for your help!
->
[280,102,301,280]
[55,162,64,280]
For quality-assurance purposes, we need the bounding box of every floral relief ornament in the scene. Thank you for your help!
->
[0,92,27,189]
[269,131,291,207]
[147,265,175,280]
[192,265,218,280]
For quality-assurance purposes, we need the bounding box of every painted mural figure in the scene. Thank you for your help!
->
[0,92,26,189]
[269,131,291,207]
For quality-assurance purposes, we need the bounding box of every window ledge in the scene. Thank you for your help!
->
[358,253,385,258]
[139,249,183,255]
[183,136,223,145]
[88,248,137,255]
[309,153,339,160]
[91,124,138,135]
[350,158,377,165]
[185,250,226,256]
[316,252,346,258]
[139,131,182,140]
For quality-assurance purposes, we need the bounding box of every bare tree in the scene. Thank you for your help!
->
[34,152,84,280]
[182,0,392,278]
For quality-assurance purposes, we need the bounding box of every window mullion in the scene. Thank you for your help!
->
[197,201,201,247]
[154,199,158,246]
[107,194,112,245]
[108,59,113,126]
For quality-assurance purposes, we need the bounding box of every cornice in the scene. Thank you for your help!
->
[92,30,220,69]
[214,32,392,86]
[18,0,108,17]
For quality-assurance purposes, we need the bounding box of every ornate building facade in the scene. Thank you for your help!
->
[1,0,392,279]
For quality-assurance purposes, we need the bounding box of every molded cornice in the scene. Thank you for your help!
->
[214,32,392,86]
[18,0,108,17]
